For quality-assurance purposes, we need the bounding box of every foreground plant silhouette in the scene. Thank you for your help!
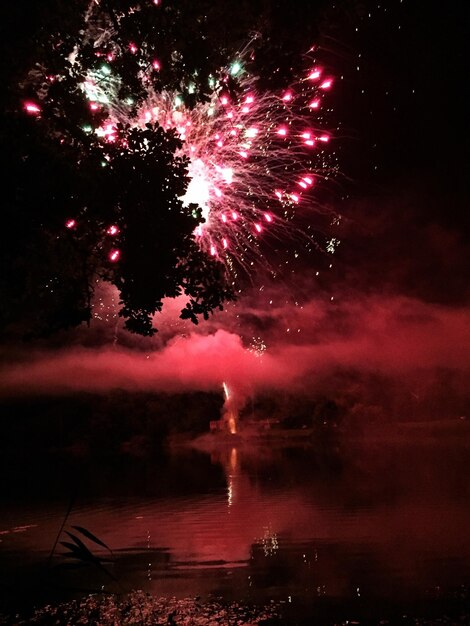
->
[47,494,118,592]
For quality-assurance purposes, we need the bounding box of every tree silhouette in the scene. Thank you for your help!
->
[0,0,241,337]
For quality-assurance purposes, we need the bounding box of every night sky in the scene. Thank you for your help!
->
[319,0,469,303]
[334,1,469,193]
[0,0,469,413]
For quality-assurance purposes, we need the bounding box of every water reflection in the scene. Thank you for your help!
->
[0,427,469,615]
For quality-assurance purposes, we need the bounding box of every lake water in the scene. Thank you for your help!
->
[1,422,469,620]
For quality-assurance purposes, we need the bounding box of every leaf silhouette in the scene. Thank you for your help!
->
[71,525,113,554]
[59,539,101,563]
[65,532,103,558]
[59,539,117,580]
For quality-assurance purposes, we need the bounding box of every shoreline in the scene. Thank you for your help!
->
[168,417,470,453]
[4,589,469,626]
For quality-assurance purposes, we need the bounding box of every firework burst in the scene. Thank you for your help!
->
[26,3,337,278]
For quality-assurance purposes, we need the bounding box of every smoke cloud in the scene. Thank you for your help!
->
[1,295,468,411]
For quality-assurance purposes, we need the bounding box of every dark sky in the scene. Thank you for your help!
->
[309,0,470,306]
[329,1,469,197]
